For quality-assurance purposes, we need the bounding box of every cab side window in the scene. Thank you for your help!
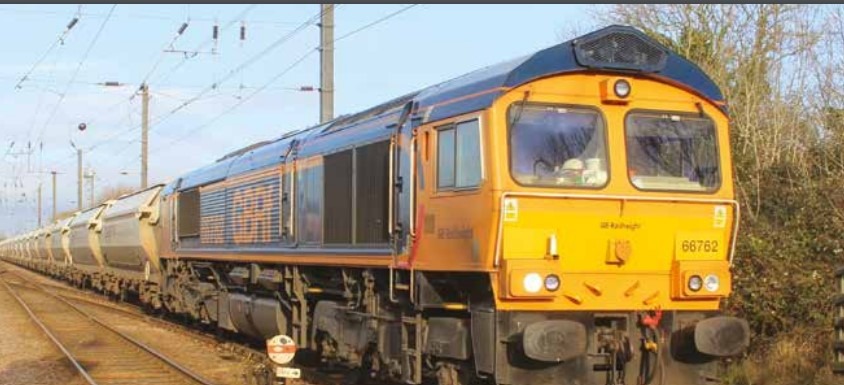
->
[437,119,481,190]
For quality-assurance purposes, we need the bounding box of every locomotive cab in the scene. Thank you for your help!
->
[479,28,744,385]
[411,26,748,385]
[492,74,737,305]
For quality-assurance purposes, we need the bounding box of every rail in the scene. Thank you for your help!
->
[1,264,343,385]
[0,272,217,385]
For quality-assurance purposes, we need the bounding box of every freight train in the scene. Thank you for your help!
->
[1,25,749,385]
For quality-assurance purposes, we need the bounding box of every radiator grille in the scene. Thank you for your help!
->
[199,176,280,245]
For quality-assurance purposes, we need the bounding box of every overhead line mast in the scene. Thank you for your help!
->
[320,4,334,124]
[141,83,149,189]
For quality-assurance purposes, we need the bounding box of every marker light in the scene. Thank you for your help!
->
[614,79,631,98]
[688,275,703,292]
[704,274,720,292]
[523,273,543,293]
[544,274,561,292]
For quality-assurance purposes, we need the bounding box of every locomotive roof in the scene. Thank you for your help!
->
[171,25,724,193]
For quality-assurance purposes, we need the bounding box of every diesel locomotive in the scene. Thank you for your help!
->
[1,25,749,385]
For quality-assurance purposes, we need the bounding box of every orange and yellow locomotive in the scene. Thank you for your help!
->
[1,25,748,385]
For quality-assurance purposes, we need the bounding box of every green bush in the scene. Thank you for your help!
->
[727,166,844,349]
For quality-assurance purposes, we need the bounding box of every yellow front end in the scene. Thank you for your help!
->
[498,197,734,309]
[487,73,736,313]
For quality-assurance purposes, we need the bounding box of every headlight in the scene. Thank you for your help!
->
[688,275,703,292]
[523,273,543,294]
[614,79,631,98]
[704,274,720,292]
[544,274,560,292]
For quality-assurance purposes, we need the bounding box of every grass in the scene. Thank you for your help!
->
[722,336,843,385]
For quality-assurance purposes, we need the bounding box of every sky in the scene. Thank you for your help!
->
[0,4,601,234]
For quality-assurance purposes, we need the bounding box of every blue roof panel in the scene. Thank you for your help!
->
[175,25,725,188]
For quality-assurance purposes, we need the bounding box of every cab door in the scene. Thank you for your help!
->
[389,102,418,266]
[412,114,489,271]
[280,139,299,244]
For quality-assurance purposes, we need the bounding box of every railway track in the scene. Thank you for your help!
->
[0,272,218,385]
[2,275,287,384]
[1,265,345,385]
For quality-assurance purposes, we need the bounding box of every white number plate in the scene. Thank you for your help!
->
[276,367,301,379]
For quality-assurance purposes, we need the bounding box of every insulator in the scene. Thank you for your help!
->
[66,17,79,31]
[300,86,314,92]
[240,22,246,41]
[212,24,219,40]
[178,22,189,35]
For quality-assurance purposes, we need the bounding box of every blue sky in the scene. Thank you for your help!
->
[0,4,599,234]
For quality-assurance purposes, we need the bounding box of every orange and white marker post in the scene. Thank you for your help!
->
[267,334,300,383]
